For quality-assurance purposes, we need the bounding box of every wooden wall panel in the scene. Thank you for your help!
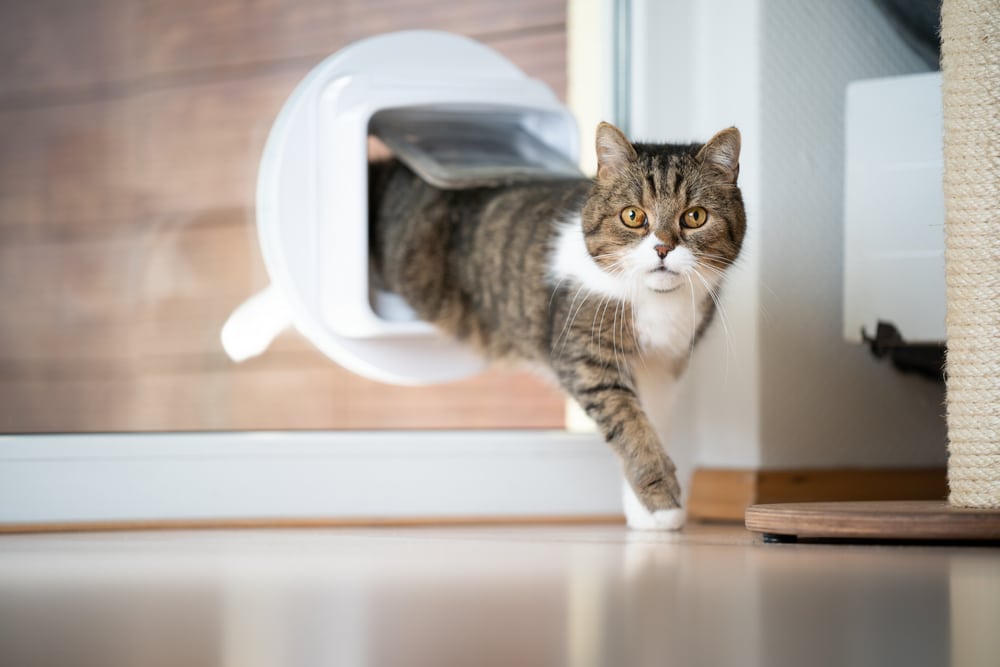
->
[1,358,565,433]
[129,364,565,432]
[0,0,141,97]
[0,99,140,232]
[0,0,570,433]
[0,376,135,433]
[136,72,302,214]
[130,219,268,360]
[485,30,568,105]
[0,236,136,362]
[142,0,564,75]
[0,219,261,361]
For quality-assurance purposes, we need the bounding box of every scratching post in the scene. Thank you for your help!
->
[941,0,1000,510]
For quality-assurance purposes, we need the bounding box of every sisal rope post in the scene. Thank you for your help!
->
[941,0,1000,509]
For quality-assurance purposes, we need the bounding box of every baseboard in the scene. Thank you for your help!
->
[687,467,948,522]
[0,431,624,532]
[0,514,626,535]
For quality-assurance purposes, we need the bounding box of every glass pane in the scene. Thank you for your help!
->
[0,0,568,433]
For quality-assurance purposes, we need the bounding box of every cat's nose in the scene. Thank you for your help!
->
[654,244,672,259]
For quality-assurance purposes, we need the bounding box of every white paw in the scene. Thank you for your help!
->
[623,481,686,531]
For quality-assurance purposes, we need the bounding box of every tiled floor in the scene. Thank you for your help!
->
[0,522,998,667]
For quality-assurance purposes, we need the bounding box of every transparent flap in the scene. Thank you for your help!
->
[370,108,582,189]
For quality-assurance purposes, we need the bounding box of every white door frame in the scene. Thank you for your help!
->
[0,431,623,527]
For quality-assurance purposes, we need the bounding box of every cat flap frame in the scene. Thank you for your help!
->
[222,31,580,385]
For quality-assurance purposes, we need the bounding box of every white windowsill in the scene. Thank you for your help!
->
[0,431,623,527]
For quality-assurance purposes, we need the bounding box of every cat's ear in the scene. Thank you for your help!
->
[595,122,637,182]
[697,127,741,183]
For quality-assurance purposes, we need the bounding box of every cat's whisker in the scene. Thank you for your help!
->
[694,254,732,273]
[620,293,632,370]
[591,295,613,350]
[691,252,735,270]
[627,267,650,369]
[597,258,630,275]
[584,251,628,364]
[590,296,604,345]
[690,267,726,313]
[692,250,739,265]
[692,256,741,276]
[610,298,620,376]
[693,261,729,282]
[547,276,570,314]
[690,267,735,378]
[554,282,590,354]
[693,252,779,323]
[563,293,594,356]
[685,273,698,360]
[615,299,627,374]
[612,296,628,380]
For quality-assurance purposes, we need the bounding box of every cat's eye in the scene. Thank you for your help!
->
[681,206,709,229]
[620,206,647,228]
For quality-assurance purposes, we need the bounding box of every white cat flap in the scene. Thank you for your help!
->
[221,31,579,385]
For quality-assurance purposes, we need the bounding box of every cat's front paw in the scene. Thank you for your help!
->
[622,481,686,531]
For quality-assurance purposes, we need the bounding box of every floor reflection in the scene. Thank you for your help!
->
[0,526,997,667]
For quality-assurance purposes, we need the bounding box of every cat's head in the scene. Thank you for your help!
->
[580,122,746,295]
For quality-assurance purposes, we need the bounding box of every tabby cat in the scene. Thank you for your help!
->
[369,122,745,529]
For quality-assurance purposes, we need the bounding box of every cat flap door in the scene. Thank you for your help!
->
[369,108,581,189]
[220,31,580,385]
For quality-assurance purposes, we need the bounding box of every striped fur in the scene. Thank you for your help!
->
[369,123,746,520]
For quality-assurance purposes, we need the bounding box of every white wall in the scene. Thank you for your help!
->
[755,0,944,468]
[631,0,946,470]
[629,0,763,471]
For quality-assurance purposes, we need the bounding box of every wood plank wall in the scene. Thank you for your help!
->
[0,0,569,432]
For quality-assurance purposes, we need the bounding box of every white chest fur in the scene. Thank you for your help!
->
[631,288,704,355]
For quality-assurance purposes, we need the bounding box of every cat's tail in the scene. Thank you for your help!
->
[221,285,291,362]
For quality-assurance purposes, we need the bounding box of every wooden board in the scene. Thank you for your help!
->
[745,501,1000,542]
[687,467,948,521]
[686,469,758,520]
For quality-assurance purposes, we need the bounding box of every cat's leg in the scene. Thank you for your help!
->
[555,362,684,529]
[627,362,686,530]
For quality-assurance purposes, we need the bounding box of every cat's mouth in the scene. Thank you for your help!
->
[645,266,682,293]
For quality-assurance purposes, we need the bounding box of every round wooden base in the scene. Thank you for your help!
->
[745,500,1000,543]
